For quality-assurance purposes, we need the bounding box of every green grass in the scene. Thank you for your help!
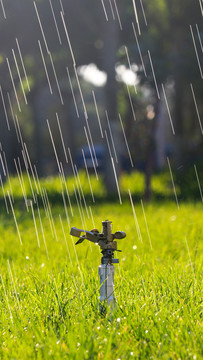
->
[0,173,202,359]
[0,170,179,204]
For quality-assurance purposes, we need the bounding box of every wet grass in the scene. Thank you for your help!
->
[0,192,202,359]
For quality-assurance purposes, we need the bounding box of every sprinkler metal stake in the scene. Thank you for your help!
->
[70,220,126,311]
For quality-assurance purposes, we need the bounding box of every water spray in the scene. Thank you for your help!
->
[70,220,126,312]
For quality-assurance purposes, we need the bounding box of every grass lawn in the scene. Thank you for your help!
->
[0,173,202,359]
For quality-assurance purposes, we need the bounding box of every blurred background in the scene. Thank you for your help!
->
[0,0,202,200]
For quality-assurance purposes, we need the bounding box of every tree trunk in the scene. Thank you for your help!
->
[173,74,184,167]
[101,15,121,195]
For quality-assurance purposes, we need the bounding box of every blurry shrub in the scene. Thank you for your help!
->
[175,162,203,200]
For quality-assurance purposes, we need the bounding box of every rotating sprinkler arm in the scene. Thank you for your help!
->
[70,220,126,264]
[70,227,101,244]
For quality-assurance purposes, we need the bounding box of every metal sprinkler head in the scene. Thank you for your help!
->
[70,220,126,311]
[70,220,126,264]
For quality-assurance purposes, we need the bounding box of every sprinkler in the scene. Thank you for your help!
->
[70,220,126,311]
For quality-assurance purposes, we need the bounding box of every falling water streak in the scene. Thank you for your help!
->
[56,113,68,163]
[106,111,118,163]
[100,0,109,21]
[16,38,30,92]
[92,91,103,138]
[48,52,64,105]
[43,195,53,228]
[0,174,9,214]
[190,83,203,134]
[21,148,29,191]
[109,0,115,19]
[0,274,13,323]
[14,159,24,197]
[44,189,58,242]
[84,126,99,180]
[42,188,54,235]
[59,0,65,14]
[47,119,61,173]
[61,188,71,228]
[44,188,59,242]
[0,152,6,176]
[70,234,84,286]
[196,24,203,52]
[162,84,175,135]
[89,206,96,228]
[7,92,20,142]
[15,115,25,156]
[0,0,6,18]
[58,172,71,226]
[185,236,196,283]
[74,65,88,118]
[132,22,147,77]
[0,85,10,130]
[74,177,88,230]
[30,200,40,248]
[132,0,141,35]
[34,1,50,54]
[34,165,48,216]
[18,157,29,205]
[124,46,137,94]
[141,199,152,249]
[82,149,95,203]
[128,189,143,243]
[66,66,80,118]
[6,58,21,112]
[105,130,113,159]
[167,157,179,209]
[49,0,62,45]
[190,25,203,79]
[59,215,73,267]
[21,150,36,204]
[24,143,39,195]
[7,191,22,245]
[37,205,49,259]
[194,164,203,202]
[111,157,122,204]
[113,0,123,30]
[68,148,77,180]
[12,49,28,104]
[73,184,86,230]
[41,188,50,219]
[3,152,14,202]
[148,50,160,99]
[119,113,134,167]
[74,164,90,218]
[139,0,147,26]
[61,12,76,66]
[68,146,83,213]
[14,158,29,212]
[60,163,74,216]
[7,260,21,311]
[126,85,136,120]
[85,112,99,167]
[38,40,53,94]
[198,0,203,16]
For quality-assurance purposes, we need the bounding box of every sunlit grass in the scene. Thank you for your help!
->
[0,170,179,203]
[0,194,202,359]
